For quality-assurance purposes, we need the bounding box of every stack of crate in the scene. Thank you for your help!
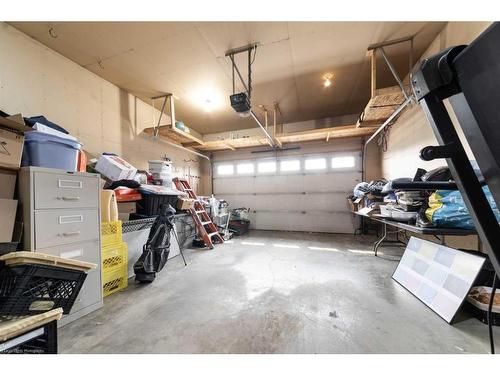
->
[100,220,128,297]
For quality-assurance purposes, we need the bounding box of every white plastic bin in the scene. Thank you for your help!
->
[148,160,172,174]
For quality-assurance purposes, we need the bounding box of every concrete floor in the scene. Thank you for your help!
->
[60,230,496,353]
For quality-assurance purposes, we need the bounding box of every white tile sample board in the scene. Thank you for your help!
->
[393,237,485,323]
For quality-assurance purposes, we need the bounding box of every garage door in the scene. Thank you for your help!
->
[213,150,361,233]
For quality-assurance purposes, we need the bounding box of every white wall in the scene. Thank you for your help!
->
[0,22,206,193]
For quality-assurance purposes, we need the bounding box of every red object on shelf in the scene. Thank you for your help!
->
[77,150,87,172]
[114,187,142,202]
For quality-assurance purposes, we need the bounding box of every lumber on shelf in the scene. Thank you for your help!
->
[357,85,409,127]
[143,124,205,146]
[191,124,378,152]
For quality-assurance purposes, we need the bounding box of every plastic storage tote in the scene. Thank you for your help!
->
[137,192,178,216]
[22,131,81,172]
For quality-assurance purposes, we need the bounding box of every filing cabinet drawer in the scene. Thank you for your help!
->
[69,267,102,314]
[34,171,99,210]
[35,209,99,249]
[35,239,102,316]
[35,239,100,264]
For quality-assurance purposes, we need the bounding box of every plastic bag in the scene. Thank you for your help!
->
[426,186,500,229]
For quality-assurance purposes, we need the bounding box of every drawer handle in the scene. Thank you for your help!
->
[57,196,81,201]
[58,179,83,189]
[59,215,83,224]
[60,248,83,259]
[60,231,81,237]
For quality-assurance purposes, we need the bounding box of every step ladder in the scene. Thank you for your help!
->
[173,178,224,249]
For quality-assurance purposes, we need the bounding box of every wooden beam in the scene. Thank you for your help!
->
[370,49,377,98]
[181,141,200,148]
[277,125,378,144]
[169,95,176,127]
[191,124,379,152]
[224,143,236,151]
[273,107,277,137]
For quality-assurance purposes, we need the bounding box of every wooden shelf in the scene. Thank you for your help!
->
[357,85,409,127]
[143,124,204,146]
[191,124,378,152]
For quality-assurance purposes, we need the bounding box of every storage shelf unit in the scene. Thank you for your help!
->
[185,124,378,152]
[357,85,410,127]
[143,124,205,146]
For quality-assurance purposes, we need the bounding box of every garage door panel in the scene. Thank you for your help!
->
[253,175,305,193]
[304,172,360,192]
[225,194,297,211]
[214,150,361,233]
[214,177,255,194]
[253,211,356,233]
[302,193,349,211]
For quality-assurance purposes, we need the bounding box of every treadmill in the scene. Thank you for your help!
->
[410,22,500,278]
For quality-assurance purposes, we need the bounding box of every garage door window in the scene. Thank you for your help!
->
[257,161,276,173]
[305,158,326,170]
[217,164,234,175]
[331,156,355,168]
[237,163,254,174]
[280,159,300,172]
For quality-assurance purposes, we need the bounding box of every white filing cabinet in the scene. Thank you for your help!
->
[19,166,103,326]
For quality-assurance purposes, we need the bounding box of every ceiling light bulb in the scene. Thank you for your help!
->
[324,78,332,87]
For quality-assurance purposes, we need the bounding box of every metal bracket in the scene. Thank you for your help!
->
[362,36,416,180]
[369,36,415,101]
[152,93,176,138]
[226,43,281,148]
[226,43,258,98]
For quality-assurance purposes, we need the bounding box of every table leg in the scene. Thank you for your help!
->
[373,222,387,257]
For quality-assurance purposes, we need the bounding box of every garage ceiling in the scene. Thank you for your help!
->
[10,22,446,134]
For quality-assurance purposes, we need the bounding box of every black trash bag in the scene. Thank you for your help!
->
[134,203,176,283]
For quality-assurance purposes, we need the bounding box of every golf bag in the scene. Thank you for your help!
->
[134,203,176,283]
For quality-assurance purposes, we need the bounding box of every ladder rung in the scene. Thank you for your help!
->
[195,210,204,214]
[184,188,193,191]
[201,221,211,225]
[208,232,220,237]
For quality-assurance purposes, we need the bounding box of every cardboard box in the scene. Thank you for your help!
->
[347,196,362,212]
[0,168,17,199]
[177,197,195,210]
[0,114,32,170]
[358,206,380,217]
[0,199,18,242]
[95,154,137,181]
[117,201,137,214]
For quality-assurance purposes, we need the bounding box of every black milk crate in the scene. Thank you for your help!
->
[0,264,87,316]
[228,219,250,236]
